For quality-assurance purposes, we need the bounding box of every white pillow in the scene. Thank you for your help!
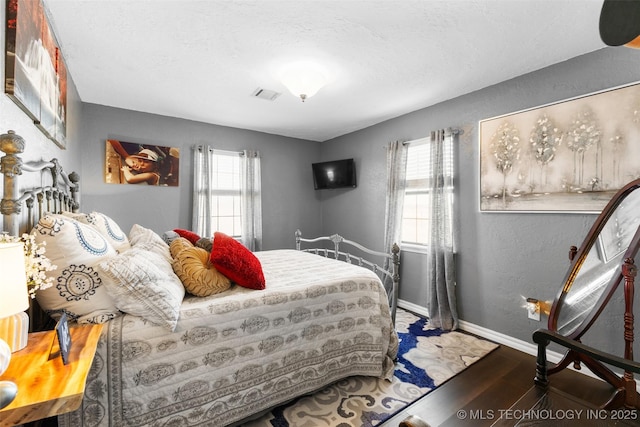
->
[62,211,131,253]
[33,214,120,324]
[128,223,172,263]
[98,247,185,331]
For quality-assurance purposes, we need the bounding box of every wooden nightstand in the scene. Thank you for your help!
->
[0,323,103,427]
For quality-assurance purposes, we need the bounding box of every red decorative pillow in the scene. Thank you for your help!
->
[210,232,265,290]
[174,228,201,245]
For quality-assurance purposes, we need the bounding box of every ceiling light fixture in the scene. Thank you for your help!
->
[280,62,327,102]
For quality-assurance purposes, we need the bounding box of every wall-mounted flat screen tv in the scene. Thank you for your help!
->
[312,158,357,190]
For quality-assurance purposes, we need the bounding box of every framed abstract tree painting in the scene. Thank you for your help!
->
[479,81,640,213]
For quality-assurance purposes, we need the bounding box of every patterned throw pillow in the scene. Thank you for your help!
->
[209,232,265,290]
[98,246,185,331]
[170,237,231,297]
[61,211,131,253]
[33,214,120,324]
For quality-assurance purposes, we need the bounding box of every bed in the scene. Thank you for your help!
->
[0,130,400,426]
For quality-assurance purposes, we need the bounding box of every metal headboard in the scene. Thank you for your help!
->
[0,130,80,236]
[295,229,400,324]
[0,130,81,331]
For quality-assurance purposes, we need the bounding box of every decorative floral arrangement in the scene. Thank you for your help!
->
[0,233,56,298]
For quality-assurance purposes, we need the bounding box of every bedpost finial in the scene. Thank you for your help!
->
[295,229,302,251]
[68,171,80,184]
[392,243,400,255]
[0,130,25,155]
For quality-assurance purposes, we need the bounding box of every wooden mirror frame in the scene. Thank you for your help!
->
[548,178,640,340]
[539,178,640,409]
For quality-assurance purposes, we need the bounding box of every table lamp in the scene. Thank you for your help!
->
[0,242,29,410]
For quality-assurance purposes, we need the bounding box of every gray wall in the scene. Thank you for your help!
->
[77,104,322,250]
[0,92,83,201]
[320,46,640,350]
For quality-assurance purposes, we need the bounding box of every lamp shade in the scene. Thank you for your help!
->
[0,242,29,318]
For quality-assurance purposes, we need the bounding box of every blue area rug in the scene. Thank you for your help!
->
[243,309,499,427]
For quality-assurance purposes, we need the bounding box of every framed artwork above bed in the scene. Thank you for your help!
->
[105,139,180,187]
[479,81,640,213]
[5,0,68,148]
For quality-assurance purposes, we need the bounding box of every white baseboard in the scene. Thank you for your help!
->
[457,318,567,364]
[397,299,429,319]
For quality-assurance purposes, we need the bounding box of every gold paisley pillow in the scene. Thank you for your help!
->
[170,238,231,296]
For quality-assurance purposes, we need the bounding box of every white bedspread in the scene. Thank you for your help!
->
[59,249,398,426]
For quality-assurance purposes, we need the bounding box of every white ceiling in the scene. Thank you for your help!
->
[42,0,607,142]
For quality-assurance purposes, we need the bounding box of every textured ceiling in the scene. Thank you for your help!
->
[42,0,607,142]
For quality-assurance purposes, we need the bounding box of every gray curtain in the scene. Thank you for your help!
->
[192,145,214,238]
[383,140,407,317]
[240,150,262,251]
[426,129,458,330]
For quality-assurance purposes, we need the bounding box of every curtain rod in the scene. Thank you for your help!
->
[400,127,463,146]
[192,145,244,156]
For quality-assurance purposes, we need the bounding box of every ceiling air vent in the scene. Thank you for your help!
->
[251,87,281,101]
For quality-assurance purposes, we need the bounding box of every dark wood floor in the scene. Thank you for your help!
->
[382,344,640,426]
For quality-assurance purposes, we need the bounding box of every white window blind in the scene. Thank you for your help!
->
[195,149,242,237]
[402,137,454,246]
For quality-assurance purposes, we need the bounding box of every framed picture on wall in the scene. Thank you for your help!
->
[479,81,640,213]
[5,0,67,148]
[105,139,180,187]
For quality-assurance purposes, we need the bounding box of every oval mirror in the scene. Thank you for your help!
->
[549,179,640,338]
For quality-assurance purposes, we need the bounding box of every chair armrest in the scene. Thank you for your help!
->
[533,329,640,374]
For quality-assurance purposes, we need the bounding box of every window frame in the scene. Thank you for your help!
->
[196,149,243,238]
[402,138,431,253]
[400,136,454,253]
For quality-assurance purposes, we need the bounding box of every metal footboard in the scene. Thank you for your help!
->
[295,229,400,324]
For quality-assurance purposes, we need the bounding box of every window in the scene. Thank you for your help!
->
[193,146,262,249]
[402,140,430,246]
[195,150,242,237]
[401,136,454,247]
